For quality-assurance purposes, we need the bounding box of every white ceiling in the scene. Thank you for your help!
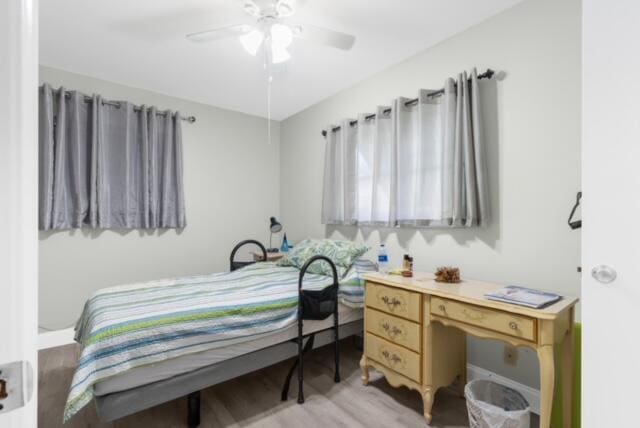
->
[40,0,521,120]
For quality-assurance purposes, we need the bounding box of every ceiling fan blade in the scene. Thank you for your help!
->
[241,0,261,18]
[186,24,253,43]
[292,24,355,50]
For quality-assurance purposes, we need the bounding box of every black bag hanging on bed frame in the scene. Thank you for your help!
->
[281,254,341,403]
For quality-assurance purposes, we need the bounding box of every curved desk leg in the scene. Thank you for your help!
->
[458,337,467,398]
[360,355,370,386]
[538,344,555,428]
[562,310,575,428]
[421,386,434,424]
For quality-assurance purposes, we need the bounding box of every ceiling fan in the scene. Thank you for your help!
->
[186,0,356,64]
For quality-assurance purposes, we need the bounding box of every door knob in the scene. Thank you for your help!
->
[591,265,617,284]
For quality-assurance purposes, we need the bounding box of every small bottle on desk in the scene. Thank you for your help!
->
[402,256,414,278]
[378,244,389,274]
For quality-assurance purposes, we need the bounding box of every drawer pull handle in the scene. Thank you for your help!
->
[509,321,518,331]
[381,349,402,365]
[381,295,402,310]
[438,304,446,313]
[381,322,403,338]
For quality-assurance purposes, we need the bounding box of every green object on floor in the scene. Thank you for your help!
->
[551,323,581,427]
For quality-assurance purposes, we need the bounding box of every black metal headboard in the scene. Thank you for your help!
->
[229,239,267,271]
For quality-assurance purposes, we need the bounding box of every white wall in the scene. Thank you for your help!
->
[279,0,581,389]
[39,66,280,330]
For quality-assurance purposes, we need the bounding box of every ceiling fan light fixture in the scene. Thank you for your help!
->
[239,29,264,56]
[187,1,356,65]
[270,23,293,48]
[271,44,291,63]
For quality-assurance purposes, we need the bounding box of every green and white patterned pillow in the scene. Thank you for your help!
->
[277,239,369,278]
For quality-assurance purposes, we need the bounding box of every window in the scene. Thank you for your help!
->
[322,70,489,228]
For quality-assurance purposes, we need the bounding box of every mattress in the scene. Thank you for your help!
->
[94,303,362,396]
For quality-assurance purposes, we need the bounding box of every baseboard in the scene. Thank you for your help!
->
[466,363,540,415]
[38,327,75,350]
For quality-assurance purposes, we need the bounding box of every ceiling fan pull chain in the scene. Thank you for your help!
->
[267,75,272,145]
[266,57,273,145]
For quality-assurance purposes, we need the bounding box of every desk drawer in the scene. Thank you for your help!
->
[431,297,536,341]
[365,308,421,352]
[365,282,421,322]
[365,333,421,383]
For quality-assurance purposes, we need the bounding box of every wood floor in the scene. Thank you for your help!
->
[39,339,508,428]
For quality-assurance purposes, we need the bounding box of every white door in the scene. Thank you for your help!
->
[582,0,640,426]
[0,0,39,427]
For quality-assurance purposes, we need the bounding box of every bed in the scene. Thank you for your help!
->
[63,240,372,426]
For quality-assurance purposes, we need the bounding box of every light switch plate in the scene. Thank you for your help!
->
[0,361,34,414]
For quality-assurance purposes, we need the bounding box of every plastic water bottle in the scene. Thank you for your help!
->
[378,244,389,274]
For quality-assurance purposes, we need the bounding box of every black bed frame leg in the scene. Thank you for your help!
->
[297,334,305,404]
[282,334,315,402]
[297,317,306,404]
[334,312,340,383]
[187,391,200,428]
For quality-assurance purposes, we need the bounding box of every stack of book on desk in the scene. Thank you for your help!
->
[485,285,562,309]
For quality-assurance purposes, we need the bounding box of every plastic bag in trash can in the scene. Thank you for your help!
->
[464,380,530,428]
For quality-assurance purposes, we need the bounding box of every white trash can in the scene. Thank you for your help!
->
[465,380,531,428]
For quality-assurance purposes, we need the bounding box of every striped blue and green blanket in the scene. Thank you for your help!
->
[64,261,372,421]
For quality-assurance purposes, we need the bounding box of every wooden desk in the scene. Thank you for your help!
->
[360,272,578,428]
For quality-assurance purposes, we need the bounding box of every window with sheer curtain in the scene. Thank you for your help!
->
[321,69,489,228]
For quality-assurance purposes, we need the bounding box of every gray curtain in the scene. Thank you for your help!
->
[321,68,489,228]
[39,84,186,230]
[321,118,358,225]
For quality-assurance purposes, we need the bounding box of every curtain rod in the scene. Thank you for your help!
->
[321,68,494,137]
[43,86,197,123]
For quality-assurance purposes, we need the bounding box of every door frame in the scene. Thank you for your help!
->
[0,0,39,427]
